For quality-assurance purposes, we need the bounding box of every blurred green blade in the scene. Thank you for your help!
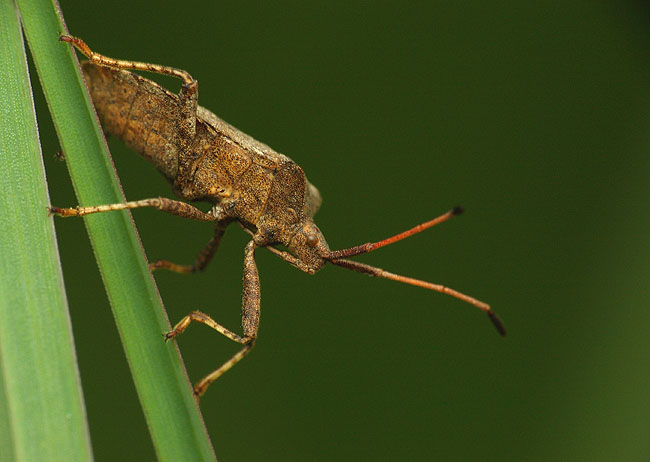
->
[15,0,216,459]
[0,0,92,460]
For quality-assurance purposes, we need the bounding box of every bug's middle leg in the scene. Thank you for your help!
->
[150,222,228,274]
[167,240,261,397]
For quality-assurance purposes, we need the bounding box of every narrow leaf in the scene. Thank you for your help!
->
[15,0,217,459]
[0,0,92,460]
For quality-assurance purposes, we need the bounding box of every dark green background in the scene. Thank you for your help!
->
[33,1,650,460]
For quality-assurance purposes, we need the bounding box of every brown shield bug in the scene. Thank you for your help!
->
[52,35,505,398]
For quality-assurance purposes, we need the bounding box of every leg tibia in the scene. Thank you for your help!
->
[193,343,254,397]
[167,239,262,398]
[150,223,226,273]
[165,310,249,344]
[50,197,215,222]
[149,260,194,274]
[60,35,195,86]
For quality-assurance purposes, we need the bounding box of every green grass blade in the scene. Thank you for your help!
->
[0,1,92,460]
[15,0,216,460]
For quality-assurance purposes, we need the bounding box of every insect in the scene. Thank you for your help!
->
[52,35,505,398]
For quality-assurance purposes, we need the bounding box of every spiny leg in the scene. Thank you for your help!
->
[165,310,254,398]
[165,310,250,344]
[60,34,194,85]
[60,34,198,144]
[167,240,261,397]
[194,343,254,397]
[49,197,215,222]
[150,222,227,273]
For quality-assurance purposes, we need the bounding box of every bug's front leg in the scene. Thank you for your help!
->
[49,197,215,222]
[166,240,261,397]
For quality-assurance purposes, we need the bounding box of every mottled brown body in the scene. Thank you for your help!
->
[82,62,324,252]
[54,35,503,399]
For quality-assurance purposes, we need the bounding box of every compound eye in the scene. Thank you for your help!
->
[306,234,319,247]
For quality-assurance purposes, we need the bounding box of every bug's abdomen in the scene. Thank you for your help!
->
[82,62,180,181]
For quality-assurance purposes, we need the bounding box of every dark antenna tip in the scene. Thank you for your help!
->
[451,205,464,216]
[487,310,506,337]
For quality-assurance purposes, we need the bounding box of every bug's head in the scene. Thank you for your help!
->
[287,219,331,274]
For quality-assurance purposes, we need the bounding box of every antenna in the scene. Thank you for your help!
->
[326,206,506,336]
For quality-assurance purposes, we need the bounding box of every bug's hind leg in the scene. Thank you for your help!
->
[60,35,194,85]
[60,34,198,143]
